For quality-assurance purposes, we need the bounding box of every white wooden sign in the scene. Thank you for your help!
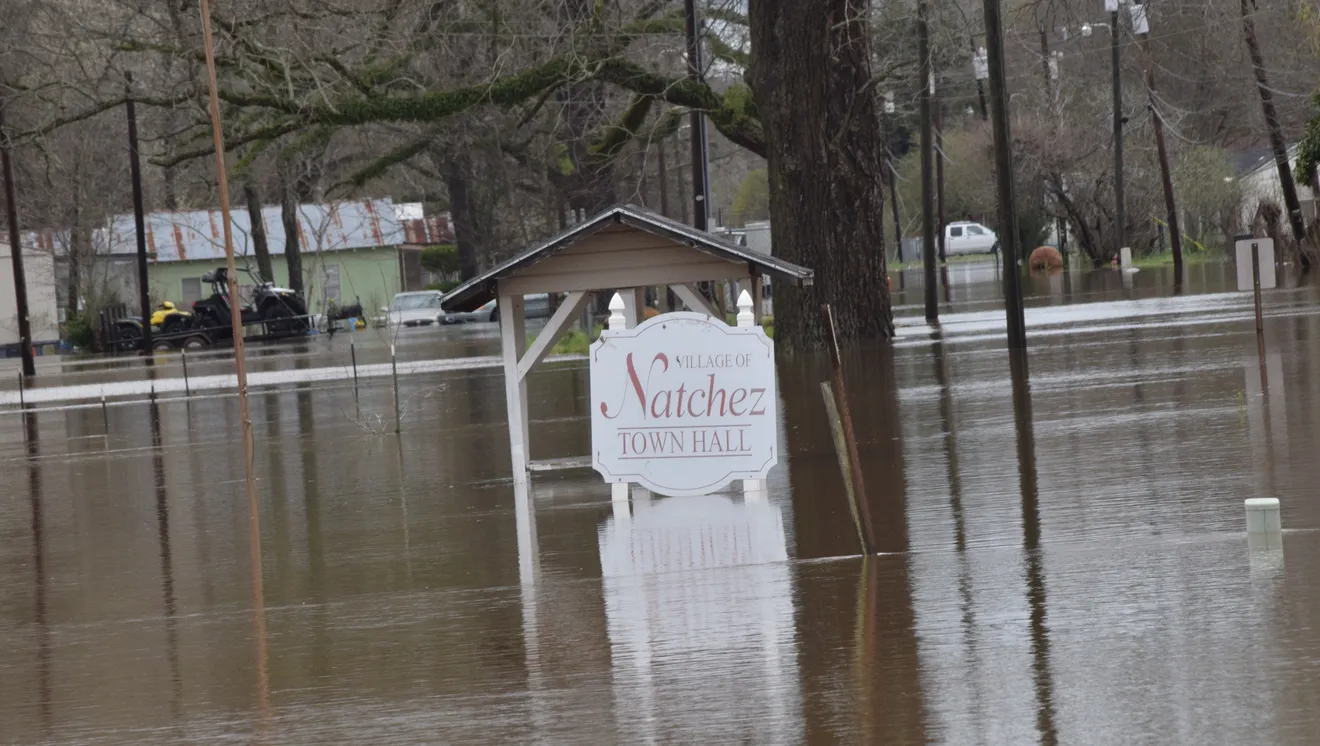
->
[1235,236,1276,291]
[590,311,778,496]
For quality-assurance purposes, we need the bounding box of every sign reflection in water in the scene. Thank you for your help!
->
[597,491,800,743]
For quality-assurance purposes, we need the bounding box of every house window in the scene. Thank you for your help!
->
[181,278,203,304]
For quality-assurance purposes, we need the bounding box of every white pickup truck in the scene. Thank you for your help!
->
[944,221,999,256]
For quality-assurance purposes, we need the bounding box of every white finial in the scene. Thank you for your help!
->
[737,289,755,328]
[607,293,626,330]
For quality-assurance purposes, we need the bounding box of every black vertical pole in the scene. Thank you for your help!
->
[126,73,154,358]
[984,0,1027,350]
[919,0,938,322]
[1111,12,1126,262]
[684,0,710,232]
[0,90,36,378]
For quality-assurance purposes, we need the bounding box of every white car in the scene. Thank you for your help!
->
[945,221,999,256]
[375,291,445,328]
[444,293,553,324]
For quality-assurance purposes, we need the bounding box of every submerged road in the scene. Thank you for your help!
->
[0,352,584,407]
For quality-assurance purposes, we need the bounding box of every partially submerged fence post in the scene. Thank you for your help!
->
[350,337,359,401]
[391,343,401,434]
[101,393,109,433]
[181,348,191,396]
[821,304,877,555]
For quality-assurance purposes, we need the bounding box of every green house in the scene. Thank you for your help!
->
[105,198,444,317]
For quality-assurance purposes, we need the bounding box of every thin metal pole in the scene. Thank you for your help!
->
[684,0,711,231]
[350,337,359,397]
[101,394,109,433]
[1111,11,1126,262]
[983,0,1027,350]
[125,72,154,360]
[0,89,36,378]
[391,343,401,434]
[919,0,938,323]
[1252,241,1264,338]
[198,0,267,718]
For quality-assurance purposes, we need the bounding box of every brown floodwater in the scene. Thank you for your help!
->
[4,260,1320,744]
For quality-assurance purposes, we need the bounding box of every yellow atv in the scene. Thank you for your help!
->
[150,301,194,334]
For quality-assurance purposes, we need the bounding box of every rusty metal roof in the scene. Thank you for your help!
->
[101,198,407,262]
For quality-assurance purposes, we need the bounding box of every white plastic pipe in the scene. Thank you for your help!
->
[1245,497,1282,535]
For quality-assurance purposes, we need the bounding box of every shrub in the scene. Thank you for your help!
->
[425,280,461,293]
[419,244,460,275]
[65,313,95,350]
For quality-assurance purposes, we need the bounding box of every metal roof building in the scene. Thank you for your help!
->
[100,199,412,262]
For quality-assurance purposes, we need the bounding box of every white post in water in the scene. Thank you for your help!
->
[608,293,629,504]
[1120,246,1132,270]
[1245,497,1282,535]
[738,289,768,501]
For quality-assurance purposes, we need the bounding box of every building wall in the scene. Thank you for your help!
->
[0,244,61,345]
[147,246,405,317]
[1239,154,1318,231]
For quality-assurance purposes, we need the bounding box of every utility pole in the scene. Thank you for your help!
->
[972,44,990,121]
[1133,3,1183,280]
[1240,0,1310,268]
[1039,29,1067,265]
[0,89,35,378]
[935,84,947,263]
[983,0,1027,349]
[125,72,154,359]
[919,0,938,322]
[1108,6,1126,262]
[684,0,711,232]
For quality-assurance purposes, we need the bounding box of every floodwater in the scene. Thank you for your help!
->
[4,260,1320,744]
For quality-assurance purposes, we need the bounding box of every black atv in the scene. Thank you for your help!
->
[190,267,310,338]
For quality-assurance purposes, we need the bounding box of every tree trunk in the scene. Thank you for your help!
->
[280,180,304,297]
[1241,0,1311,269]
[66,191,83,315]
[244,182,274,282]
[444,157,481,280]
[748,0,892,352]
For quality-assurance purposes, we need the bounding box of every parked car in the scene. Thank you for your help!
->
[444,293,553,324]
[945,221,999,256]
[374,290,445,328]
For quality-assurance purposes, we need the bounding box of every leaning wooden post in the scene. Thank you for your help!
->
[738,290,768,501]
[607,293,629,504]
[198,0,268,721]
[821,304,877,554]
